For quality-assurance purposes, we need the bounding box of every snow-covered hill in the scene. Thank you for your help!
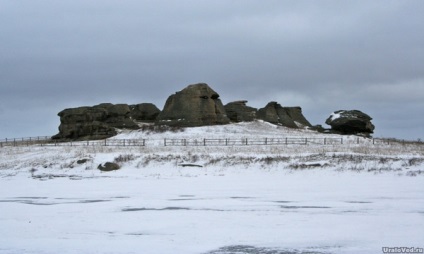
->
[1,121,422,174]
[1,121,423,254]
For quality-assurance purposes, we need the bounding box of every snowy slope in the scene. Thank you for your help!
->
[1,121,423,254]
[113,120,351,141]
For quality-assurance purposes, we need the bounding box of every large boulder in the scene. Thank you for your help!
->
[156,83,230,127]
[257,102,311,128]
[130,103,161,122]
[98,162,120,172]
[325,110,375,136]
[52,103,139,140]
[224,101,257,122]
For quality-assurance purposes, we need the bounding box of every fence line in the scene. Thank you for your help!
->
[1,136,421,148]
[163,137,346,146]
[0,138,145,148]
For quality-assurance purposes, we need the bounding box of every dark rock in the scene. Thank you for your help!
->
[99,103,139,130]
[257,102,296,127]
[284,107,312,127]
[52,103,140,140]
[156,83,230,127]
[257,102,311,128]
[130,103,161,122]
[52,106,116,140]
[325,110,375,136]
[77,159,89,164]
[178,163,203,167]
[309,124,329,133]
[98,162,120,172]
[224,101,257,122]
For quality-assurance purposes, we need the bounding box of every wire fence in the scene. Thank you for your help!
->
[163,137,423,146]
[0,137,145,148]
[163,137,346,146]
[1,136,421,148]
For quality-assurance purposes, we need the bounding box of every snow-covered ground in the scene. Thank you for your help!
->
[1,121,423,254]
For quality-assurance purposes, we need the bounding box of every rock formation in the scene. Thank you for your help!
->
[52,103,140,140]
[130,103,161,122]
[50,82,326,140]
[257,102,311,128]
[325,110,375,136]
[224,101,257,122]
[156,83,230,127]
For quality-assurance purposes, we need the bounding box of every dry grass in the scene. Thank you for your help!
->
[1,135,423,177]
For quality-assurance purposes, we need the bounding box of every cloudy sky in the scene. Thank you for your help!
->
[1,0,423,140]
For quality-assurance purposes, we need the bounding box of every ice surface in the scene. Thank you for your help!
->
[0,168,423,254]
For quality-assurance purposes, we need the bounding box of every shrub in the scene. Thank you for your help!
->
[114,154,136,164]
[140,124,185,133]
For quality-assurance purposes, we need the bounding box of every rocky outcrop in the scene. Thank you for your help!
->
[156,83,230,127]
[224,101,257,122]
[52,103,140,140]
[50,82,341,140]
[257,102,311,128]
[130,103,161,122]
[325,110,375,136]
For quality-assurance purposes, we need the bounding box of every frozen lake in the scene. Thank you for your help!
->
[1,167,423,254]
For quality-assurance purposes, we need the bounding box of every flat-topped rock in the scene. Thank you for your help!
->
[130,103,161,122]
[52,103,139,140]
[224,101,257,122]
[325,110,375,136]
[257,102,311,128]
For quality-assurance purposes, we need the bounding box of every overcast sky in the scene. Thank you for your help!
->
[1,0,423,140]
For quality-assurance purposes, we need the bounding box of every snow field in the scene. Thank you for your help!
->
[1,121,423,254]
[0,169,423,254]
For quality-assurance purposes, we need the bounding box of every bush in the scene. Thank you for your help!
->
[140,124,185,133]
[114,154,136,163]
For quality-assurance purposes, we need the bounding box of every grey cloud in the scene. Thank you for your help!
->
[1,0,423,139]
